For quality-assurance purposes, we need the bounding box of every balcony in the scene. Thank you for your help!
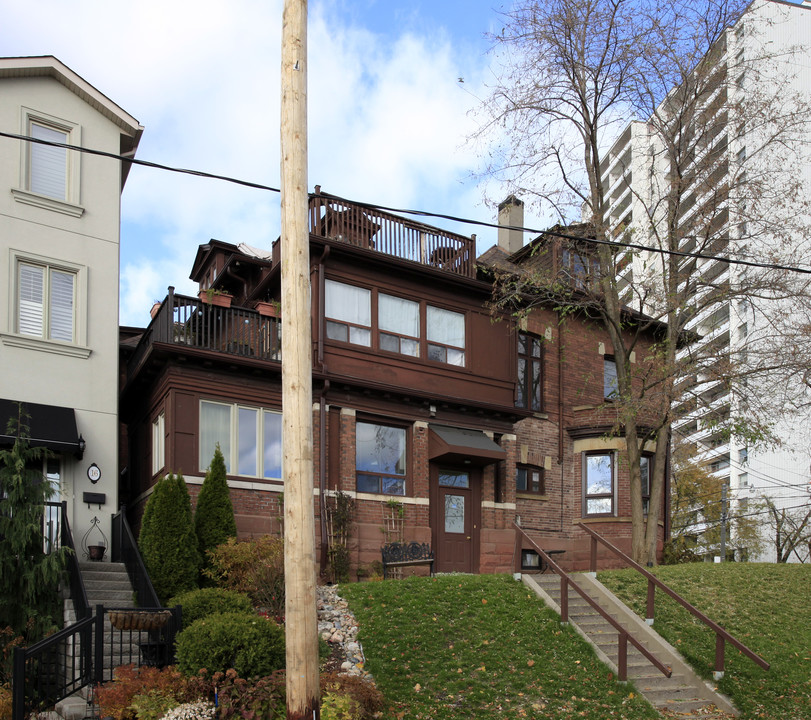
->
[308,192,476,279]
[126,289,281,380]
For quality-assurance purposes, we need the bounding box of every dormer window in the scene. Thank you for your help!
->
[561,248,600,291]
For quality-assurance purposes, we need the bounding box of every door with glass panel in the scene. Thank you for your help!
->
[436,468,477,573]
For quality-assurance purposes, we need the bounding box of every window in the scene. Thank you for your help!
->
[355,421,406,495]
[517,332,543,411]
[325,279,465,366]
[199,400,282,479]
[427,306,465,366]
[152,413,165,475]
[640,455,651,514]
[583,452,614,516]
[379,293,420,356]
[29,121,69,200]
[604,356,618,399]
[325,279,371,346]
[562,248,600,290]
[516,464,545,495]
[17,261,76,342]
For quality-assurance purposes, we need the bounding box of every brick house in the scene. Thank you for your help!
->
[119,191,668,577]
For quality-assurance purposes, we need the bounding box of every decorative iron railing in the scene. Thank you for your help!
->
[309,191,477,278]
[127,288,282,380]
[112,508,161,609]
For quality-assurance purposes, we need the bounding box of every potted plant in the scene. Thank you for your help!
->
[253,299,281,317]
[199,288,233,308]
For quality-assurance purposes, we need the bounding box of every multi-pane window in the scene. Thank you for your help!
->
[561,248,599,290]
[516,464,545,495]
[583,452,614,516]
[17,262,75,342]
[640,455,651,514]
[152,412,165,476]
[325,279,465,366]
[517,332,542,411]
[379,293,420,356]
[199,400,282,480]
[604,356,618,399]
[29,121,69,200]
[355,421,406,496]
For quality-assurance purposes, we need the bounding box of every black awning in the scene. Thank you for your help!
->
[428,424,506,467]
[0,399,83,456]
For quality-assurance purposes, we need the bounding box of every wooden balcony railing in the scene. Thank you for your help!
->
[309,191,477,278]
[127,288,281,379]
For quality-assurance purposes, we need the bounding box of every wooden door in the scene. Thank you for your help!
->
[435,468,478,573]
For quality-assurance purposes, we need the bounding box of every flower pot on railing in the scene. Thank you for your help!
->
[108,610,172,631]
[253,300,280,318]
[198,290,233,308]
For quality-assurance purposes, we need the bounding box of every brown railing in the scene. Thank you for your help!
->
[127,288,281,379]
[309,191,476,278]
[514,523,672,682]
[577,522,770,678]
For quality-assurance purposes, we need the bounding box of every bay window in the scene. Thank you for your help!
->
[583,452,615,516]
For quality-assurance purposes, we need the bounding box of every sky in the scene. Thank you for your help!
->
[0,0,549,327]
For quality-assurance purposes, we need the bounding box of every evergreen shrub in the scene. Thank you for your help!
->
[138,473,200,603]
[175,612,285,678]
[194,445,236,577]
[168,587,252,626]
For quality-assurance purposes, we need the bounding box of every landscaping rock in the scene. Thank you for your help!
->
[317,584,370,679]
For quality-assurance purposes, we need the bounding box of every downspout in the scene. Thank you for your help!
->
[317,245,330,573]
[558,314,565,532]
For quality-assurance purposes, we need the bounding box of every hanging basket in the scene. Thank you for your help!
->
[108,610,171,631]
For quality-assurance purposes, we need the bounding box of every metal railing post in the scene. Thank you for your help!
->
[560,575,568,624]
[94,606,105,684]
[590,536,597,572]
[12,647,26,720]
[618,632,628,682]
[714,632,726,680]
[646,578,656,625]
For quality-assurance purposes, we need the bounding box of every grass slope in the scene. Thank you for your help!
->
[598,563,811,720]
[340,574,659,719]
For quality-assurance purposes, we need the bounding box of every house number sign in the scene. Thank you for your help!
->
[87,463,101,484]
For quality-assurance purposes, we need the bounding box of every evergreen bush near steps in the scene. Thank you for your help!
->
[194,445,236,578]
[175,612,285,678]
[168,587,252,626]
[138,473,200,603]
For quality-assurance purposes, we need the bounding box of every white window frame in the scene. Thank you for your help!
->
[12,108,83,217]
[2,249,89,357]
[152,412,165,476]
[199,400,283,480]
[583,451,616,517]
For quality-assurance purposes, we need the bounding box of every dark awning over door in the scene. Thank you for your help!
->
[0,399,83,456]
[428,424,506,467]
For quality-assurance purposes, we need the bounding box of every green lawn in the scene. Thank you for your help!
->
[598,563,811,720]
[340,574,659,719]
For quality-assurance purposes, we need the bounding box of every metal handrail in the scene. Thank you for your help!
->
[514,523,671,682]
[112,507,161,608]
[55,501,90,620]
[577,522,770,677]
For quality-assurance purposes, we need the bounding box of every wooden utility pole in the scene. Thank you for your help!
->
[280,0,319,717]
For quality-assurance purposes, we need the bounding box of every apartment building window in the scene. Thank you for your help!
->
[325,278,465,366]
[516,464,545,495]
[640,455,651,514]
[199,400,282,480]
[517,332,543,411]
[17,261,76,342]
[583,452,615,516]
[152,412,165,476]
[356,421,406,496]
[604,356,618,400]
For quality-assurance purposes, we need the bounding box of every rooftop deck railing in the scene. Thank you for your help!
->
[308,192,477,278]
[127,288,281,379]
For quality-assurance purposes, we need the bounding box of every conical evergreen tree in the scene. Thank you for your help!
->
[0,404,68,641]
[195,445,237,574]
[138,473,200,603]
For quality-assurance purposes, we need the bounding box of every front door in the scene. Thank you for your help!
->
[435,467,479,573]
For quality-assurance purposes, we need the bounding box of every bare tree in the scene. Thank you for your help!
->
[479,0,811,564]
[762,497,811,563]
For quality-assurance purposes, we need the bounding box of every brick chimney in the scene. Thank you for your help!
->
[497,195,524,255]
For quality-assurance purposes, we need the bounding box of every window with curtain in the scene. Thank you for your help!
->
[200,401,283,479]
[583,452,614,516]
[356,421,407,495]
[379,293,420,356]
[18,262,75,342]
[325,279,371,346]
[426,306,465,366]
[517,332,543,411]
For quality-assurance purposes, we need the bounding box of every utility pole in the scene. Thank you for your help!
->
[719,482,728,563]
[280,0,319,718]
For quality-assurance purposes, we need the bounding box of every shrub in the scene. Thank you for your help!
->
[214,669,286,720]
[95,665,208,720]
[205,536,285,619]
[168,588,252,627]
[194,445,236,579]
[175,612,285,678]
[139,474,201,603]
[0,684,11,720]
[319,673,384,720]
[129,690,179,720]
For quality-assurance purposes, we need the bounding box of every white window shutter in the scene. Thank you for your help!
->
[49,270,75,341]
[18,264,44,337]
[30,123,68,200]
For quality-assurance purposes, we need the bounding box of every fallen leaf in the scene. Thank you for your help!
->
[527,660,535,667]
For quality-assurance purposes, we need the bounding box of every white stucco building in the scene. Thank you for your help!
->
[600,0,811,561]
[0,56,142,551]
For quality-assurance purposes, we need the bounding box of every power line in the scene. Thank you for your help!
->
[4,129,811,277]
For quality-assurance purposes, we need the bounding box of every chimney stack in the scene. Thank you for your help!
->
[498,195,524,255]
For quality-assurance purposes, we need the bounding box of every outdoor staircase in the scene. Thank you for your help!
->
[55,562,139,720]
[524,572,739,719]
